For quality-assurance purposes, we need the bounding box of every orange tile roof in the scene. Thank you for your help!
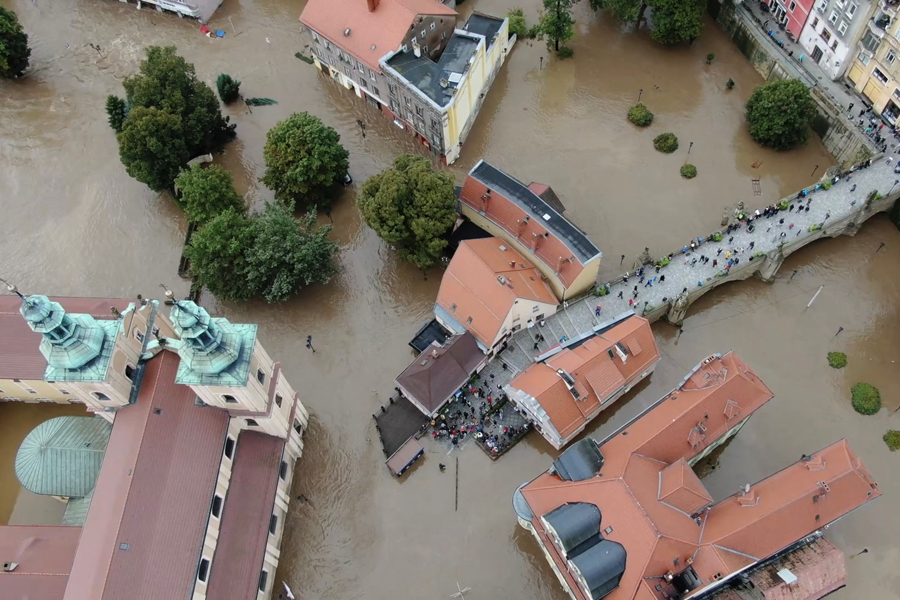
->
[518,353,881,600]
[299,0,456,72]
[436,238,557,347]
[508,315,660,441]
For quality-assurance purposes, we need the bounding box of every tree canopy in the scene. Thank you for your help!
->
[589,0,706,44]
[186,202,339,303]
[175,164,245,225]
[113,46,235,191]
[539,0,575,53]
[745,79,817,151]
[117,107,190,193]
[0,6,30,78]
[106,95,127,133]
[357,154,457,270]
[261,112,349,208]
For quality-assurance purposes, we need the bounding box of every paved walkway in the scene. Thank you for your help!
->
[496,156,899,374]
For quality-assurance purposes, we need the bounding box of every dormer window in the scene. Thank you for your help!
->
[257,369,266,385]
[223,394,238,403]
[93,392,111,401]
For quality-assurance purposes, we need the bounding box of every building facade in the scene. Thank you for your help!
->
[800,0,872,79]
[0,291,309,600]
[766,0,816,39]
[846,0,900,123]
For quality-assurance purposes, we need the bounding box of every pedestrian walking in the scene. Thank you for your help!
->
[659,275,665,282]
[617,290,623,299]
[712,259,717,267]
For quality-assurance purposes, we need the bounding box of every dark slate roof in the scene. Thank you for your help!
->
[569,539,627,600]
[396,333,484,414]
[544,502,602,555]
[552,438,605,482]
[374,396,430,458]
[409,319,451,353]
[470,161,601,263]
[386,32,480,107]
[464,13,503,45]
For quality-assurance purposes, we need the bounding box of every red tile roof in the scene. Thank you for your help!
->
[518,353,881,600]
[299,0,456,72]
[63,352,230,600]
[436,238,557,347]
[0,296,133,380]
[0,525,81,600]
[206,431,283,600]
[508,315,659,441]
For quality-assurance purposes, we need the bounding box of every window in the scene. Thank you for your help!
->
[789,1,796,11]
[832,39,839,50]
[312,31,319,42]
[93,392,111,401]
[269,514,278,535]
[401,44,408,52]
[224,436,235,459]
[874,67,889,84]
[415,105,423,116]
[246,418,259,427]
[821,28,832,43]
[211,495,223,518]
[373,86,380,96]
[423,45,428,54]
[359,77,368,88]
[404,96,411,107]
[389,83,397,96]
[275,394,283,408]
[532,305,540,312]
[466,316,473,324]
[280,460,288,480]
[58,388,70,395]
[293,418,304,436]
[223,394,238,403]
[324,40,330,50]
[888,50,897,64]
[258,570,269,592]
[197,559,210,582]
[836,0,845,7]
[816,0,827,12]
[134,329,144,342]
[344,66,351,77]
[256,369,266,385]
[861,30,880,52]
[838,20,848,35]
[411,36,417,44]
[441,31,446,40]
[829,10,838,24]
[357,60,365,73]
[369,69,377,80]
[431,22,436,31]
[846,3,857,18]
[893,88,900,100]
[329,56,336,66]
[421,29,426,38]
[431,118,439,130]
[812,17,819,28]
[125,365,135,380]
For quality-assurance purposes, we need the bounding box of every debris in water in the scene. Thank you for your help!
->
[245,98,278,106]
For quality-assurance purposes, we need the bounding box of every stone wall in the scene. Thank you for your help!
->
[708,0,873,165]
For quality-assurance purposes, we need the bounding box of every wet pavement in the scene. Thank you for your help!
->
[1,1,899,599]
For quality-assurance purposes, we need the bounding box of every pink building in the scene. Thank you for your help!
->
[767,0,815,39]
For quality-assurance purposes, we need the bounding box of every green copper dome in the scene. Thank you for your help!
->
[170,301,243,377]
[21,295,107,371]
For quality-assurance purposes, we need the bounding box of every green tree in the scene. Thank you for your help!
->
[357,154,457,270]
[590,0,646,24]
[0,6,30,78]
[745,79,817,151]
[508,8,529,38]
[117,107,190,193]
[185,209,256,302]
[245,201,339,303]
[123,46,235,157]
[650,0,706,45]
[539,0,575,53]
[175,164,245,224]
[106,95,127,132]
[261,112,349,208]
[216,73,241,104]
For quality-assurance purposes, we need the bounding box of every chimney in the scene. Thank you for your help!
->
[367,0,379,12]
[431,349,439,359]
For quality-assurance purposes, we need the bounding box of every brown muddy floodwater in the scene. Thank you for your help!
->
[1,0,898,598]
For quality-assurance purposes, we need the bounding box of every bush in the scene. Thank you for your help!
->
[653,133,679,153]
[594,285,609,297]
[851,382,881,415]
[726,78,735,90]
[508,8,529,38]
[712,232,723,242]
[527,25,542,39]
[706,53,715,64]
[822,181,832,190]
[884,430,900,451]
[680,164,697,179]
[746,79,817,150]
[216,73,241,104]
[827,352,847,369]
[628,103,654,127]
[106,95,127,133]
[558,45,575,59]
[780,200,789,209]
[656,256,670,267]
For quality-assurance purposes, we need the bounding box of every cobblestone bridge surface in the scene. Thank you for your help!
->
[490,157,900,381]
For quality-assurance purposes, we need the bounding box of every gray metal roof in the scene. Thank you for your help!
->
[470,161,602,263]
[463,13,504,45]
[62,489,94,526]
[387,32,480,107]
[544,502,602,555]
[552,438,605,481]
[570,539,627,600]
[15,416,111,497]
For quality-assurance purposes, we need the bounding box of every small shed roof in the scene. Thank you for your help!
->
[15,416,111,498]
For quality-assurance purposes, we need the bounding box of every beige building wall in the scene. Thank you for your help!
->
[846,5,900,119]
[496,299,559,347]
[460,206,601,300]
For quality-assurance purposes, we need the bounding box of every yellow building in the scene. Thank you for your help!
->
[846,2,900,124]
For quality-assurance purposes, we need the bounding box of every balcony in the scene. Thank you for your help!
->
[884,0,900,17]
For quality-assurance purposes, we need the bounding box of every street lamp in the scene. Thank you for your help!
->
[638,88,643,103]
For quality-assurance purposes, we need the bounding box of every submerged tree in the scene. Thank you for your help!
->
[175,164,245,225]
[745,79,817,151]
[357,154,457,270]
[539,0,575,53]
[117,107,190,193]
[106,95,127,133]
[0,6,31,78]
[216,73,241,104]
[261,112,349,208]
[186,208,256,302]
[589,0,706,45]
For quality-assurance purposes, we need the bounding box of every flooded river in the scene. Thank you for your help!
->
[1,0,898,598]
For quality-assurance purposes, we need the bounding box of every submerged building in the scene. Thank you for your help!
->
[0,290,308,600]
[513,352,880,600]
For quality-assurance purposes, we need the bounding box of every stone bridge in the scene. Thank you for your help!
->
[495,159,899,375]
